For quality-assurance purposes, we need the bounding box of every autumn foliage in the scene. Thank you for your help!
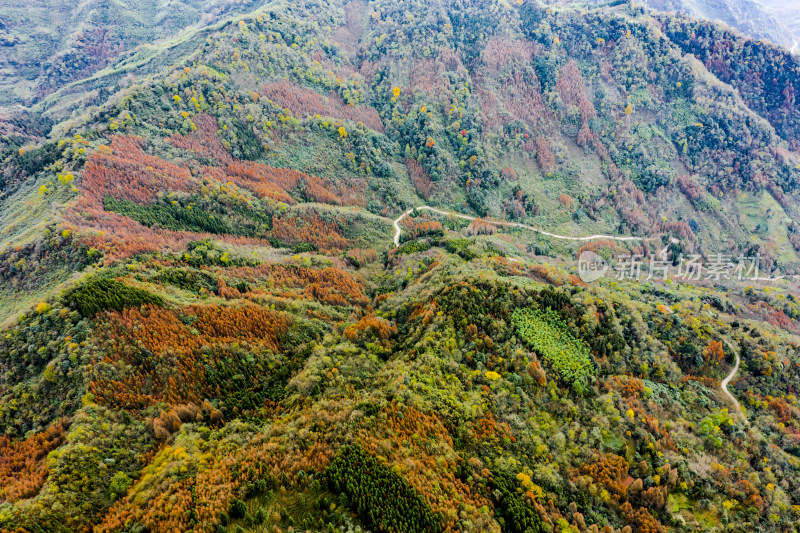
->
[406,158,434,198]
[535,137,556,174]
[166,113,235,163]
[579,453,631,502]
[227,262,369,307]
[89,304,290,409]
[224,159,363,206]
[70,134,261,258]
[344,314,397,348]
[0,420,68,502]
[261,81,384,132]
[271,212,349,251]
[96,433,334,533]
[68,116,363,260]
[402,213,444,240]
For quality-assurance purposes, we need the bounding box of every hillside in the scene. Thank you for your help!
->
[758,0,800,51]
[0,0,263,112]
[2,1,800,532]
[643,0,797,50]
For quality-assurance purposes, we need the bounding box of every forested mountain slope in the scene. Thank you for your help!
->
[2,1,800,532]
[0,0,263,112]
[644,0,797,50]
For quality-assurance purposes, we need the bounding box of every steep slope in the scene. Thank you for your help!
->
[758,0,800,52]
[645,0,796,49]
[0,0,264,111]
[2,1,800,532]
[4,0,800,308]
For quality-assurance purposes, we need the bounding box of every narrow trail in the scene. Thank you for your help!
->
[392,205,655,247]
[721,340,745,421]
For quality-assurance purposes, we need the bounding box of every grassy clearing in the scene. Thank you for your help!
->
[736,190,798,265]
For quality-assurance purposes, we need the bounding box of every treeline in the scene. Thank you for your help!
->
[103,195,234,235]
[62,277,163,317]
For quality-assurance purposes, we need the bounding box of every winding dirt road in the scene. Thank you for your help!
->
[394,206,747,420]
[721,341,745,420]
[393,206,654,247]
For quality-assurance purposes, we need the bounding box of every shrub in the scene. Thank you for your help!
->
[396,240,431,255]
[229,498,247,519]
[444,238,478,260]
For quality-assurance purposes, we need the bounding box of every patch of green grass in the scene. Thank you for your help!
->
[735,190,798,264]
[668,494,720,529]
